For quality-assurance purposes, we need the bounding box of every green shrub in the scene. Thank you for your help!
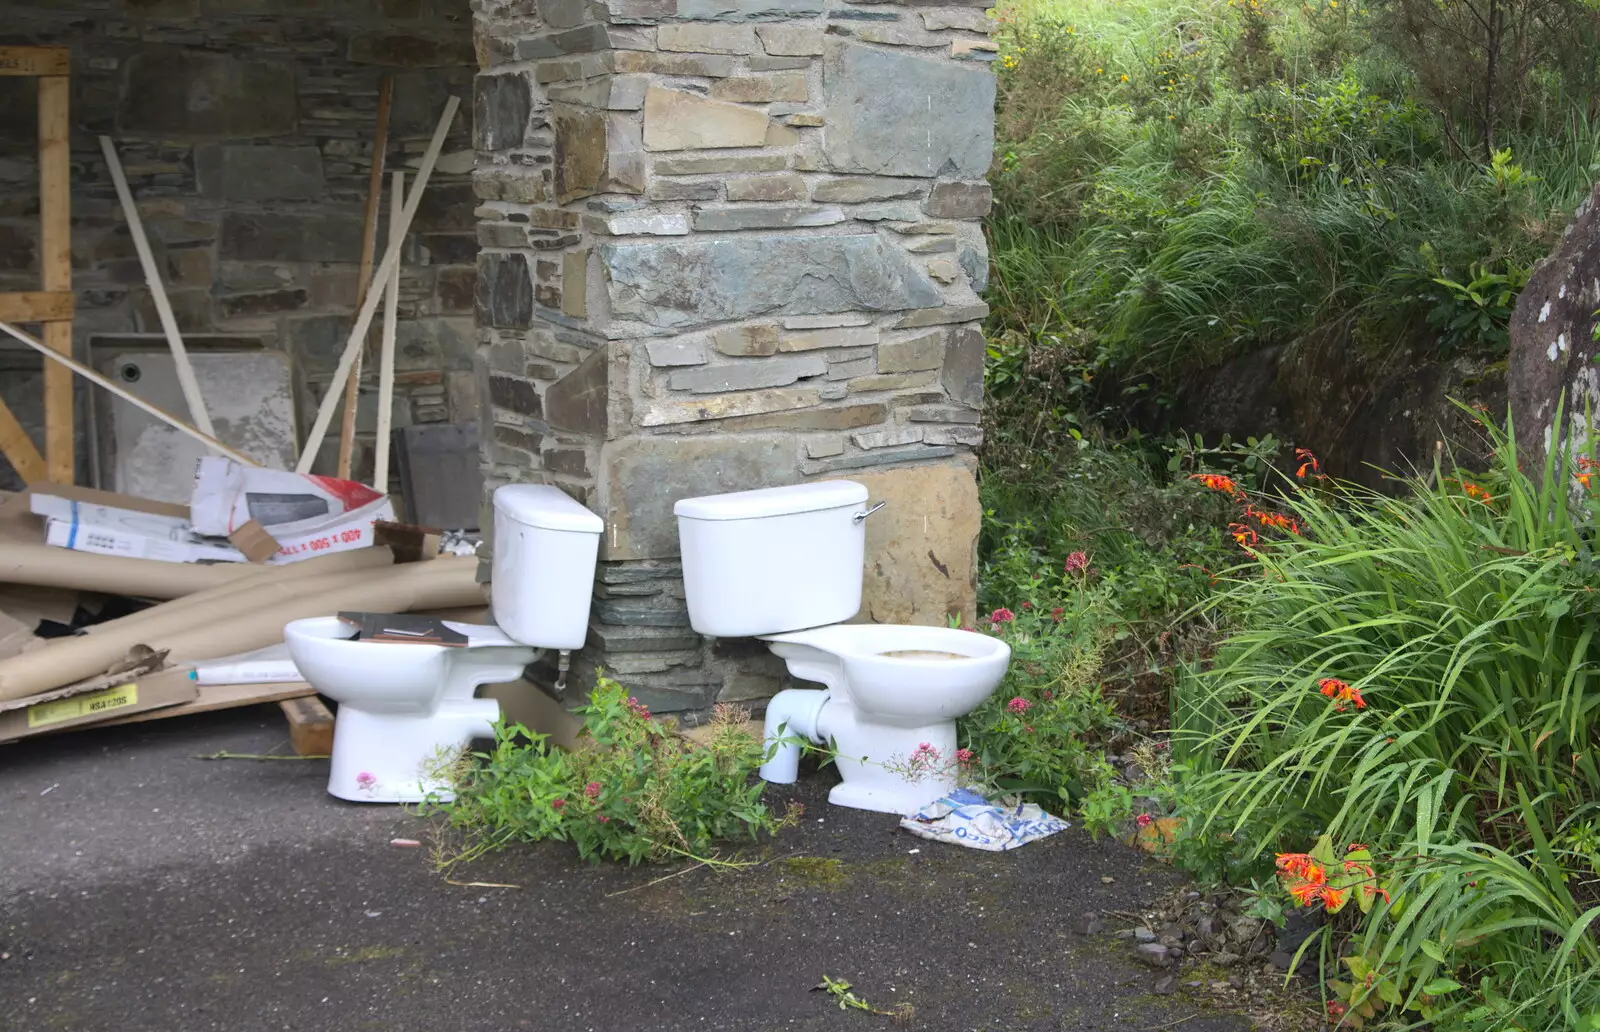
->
[1172,415,1600,1026]
[443,676,791,865]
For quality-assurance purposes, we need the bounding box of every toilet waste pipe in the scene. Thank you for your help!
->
[759,688,832,784]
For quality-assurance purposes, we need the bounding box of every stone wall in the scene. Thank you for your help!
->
[472,0,995,716]
[0,0,478,491]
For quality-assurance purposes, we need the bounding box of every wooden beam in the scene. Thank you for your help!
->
[337,75,394,481]
[100,136,216,440]
[0,396,45,485]
[280,695,335,756]
[0,320,260,467]
[297,95,459,474]
[373,171,405,493]
[0,47,70,77]
[38,73,72,484]
[0,291,73,323]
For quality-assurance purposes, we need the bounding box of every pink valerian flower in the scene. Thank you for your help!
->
[1006,696,1032,714]
[551,798,566,811]
[584,781,602,799]
[989,607,1016,624]
[955,748,977,768]
[1063,551,1089,574]
[355,772,377,792]
[908,742,942,775]
[1023,724,1035,734]
[1135,813,1154,829]
[596,815,610,824]
[1019,601,1032,609]
[625,697,652,720]
[1050,607,1064,622]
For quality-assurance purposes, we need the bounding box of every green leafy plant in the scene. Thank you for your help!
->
[441,675,795,865]
[1173,410,1600,1027]
[1422,258,1531,355]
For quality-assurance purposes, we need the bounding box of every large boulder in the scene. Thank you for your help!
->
[1508,181,1600,468]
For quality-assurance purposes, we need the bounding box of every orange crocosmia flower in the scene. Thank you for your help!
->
[1320,886,1348,910]
[1318,677,1347,698]
[1346,843,1369,853]
[1461,482,1493,503]
[1275,852,1314,878]
[1286,880,1322,906]
[1228,522,1258,548]
[1190,473,1240,496]
[1362,884,1391,904]
[1293,448,1324,480]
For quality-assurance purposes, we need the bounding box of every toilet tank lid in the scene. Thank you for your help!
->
[674,480,868,521]
[493,484,604,534]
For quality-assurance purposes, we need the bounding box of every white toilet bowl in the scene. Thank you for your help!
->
[283,484,605,804]
[759,623,1010,814]
[674,480,1014,816]
[285,617,521,802]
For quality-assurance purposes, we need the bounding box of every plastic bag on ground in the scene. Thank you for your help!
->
[899,788,1070,851]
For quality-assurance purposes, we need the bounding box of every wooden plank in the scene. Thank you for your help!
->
[0,320,260,466]
[0,47,70,77]
[98,680,317,727]
[0,291,73,323]
[0,396,45,484]
[280,695,335,756]
[373,171,404,492]
[337,75,394,481]
[296,95,459,474]
[38,74,72,484]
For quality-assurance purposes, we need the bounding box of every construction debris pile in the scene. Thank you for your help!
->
[0,475,486,744]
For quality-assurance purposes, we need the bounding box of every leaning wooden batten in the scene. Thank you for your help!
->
[0,45,73,486]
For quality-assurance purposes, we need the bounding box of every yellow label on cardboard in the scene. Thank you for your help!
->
[26,684,139,728]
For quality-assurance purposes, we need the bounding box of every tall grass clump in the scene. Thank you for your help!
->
[985,0,1600,402]
[1173,414,1600,1027]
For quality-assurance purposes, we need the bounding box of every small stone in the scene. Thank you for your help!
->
[1153,975,1177,996]
[656,23,757,54]
[713,324,781,356]
[1213,951,1242,968]
[710,74,808,103]
[655,153,788,175]
[951,38,999,61]
[613,51,739,77]
[850,371,937,392]
[783,313,872,329]
[691,206,844,232]
[878,331,945,373]
[1132,927,1157,943]
[645,340,708,367]
[724,174,807,202]
[907,236,958,254]
[828,357,874,380]
[806,437,845,458]
[853,426,923,449]
[925,181,994,219]
[784,113,825,127]
[668,354,826,393]
[811,176,925,204]
[895,304,989,329]
[649,180,721,202]
[750,56,813,71]
[644,87,770,151]
[588,211,691,236]
[636,387,821,427]
[921,9,995,32]
[922,425,982,446]
[818,383,850,400]
[758,25,825,55]
[779,327,878,352]
[1133,943,1172,969]
[927,258,961,283]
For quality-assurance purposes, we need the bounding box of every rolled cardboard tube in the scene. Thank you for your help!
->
[0,557,483,702]
[0,543,254,599]
[85,546,396,635]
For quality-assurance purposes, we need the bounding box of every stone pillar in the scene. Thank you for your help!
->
[472,0,995,717]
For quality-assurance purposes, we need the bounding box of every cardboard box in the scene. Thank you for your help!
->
[0,668,198,742]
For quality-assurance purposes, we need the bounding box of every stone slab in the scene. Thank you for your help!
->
[879,330,945,372]
[710,73,808,103]
[218,212,364,263]
[194,145,322,201]
[655,153,788,175]
[599,434,804,559]
[668,354,825,393]
[643,87,771,151]
[811,176,925,203]
[117,52,296,138]
[601,232,944,329]
[636,386,821,426]
[724,174,807,202]
[757,24,826,54]
[476,252,536,330]
[691,206,844,231]
[675,0,826,19]
[474,73,533,151]
[845,457,978,626]
[657,24,757,53]
[822,40,995,178]
[942,324,984,407]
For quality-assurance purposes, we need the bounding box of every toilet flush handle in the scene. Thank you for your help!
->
[853,501,886,522]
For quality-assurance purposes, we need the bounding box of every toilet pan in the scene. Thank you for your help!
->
[284,616,525,803]
[758,623,1011,815]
